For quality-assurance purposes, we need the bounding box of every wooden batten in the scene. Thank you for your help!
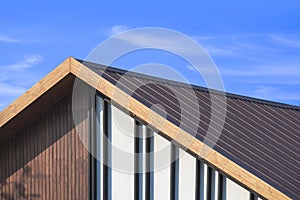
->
[0,57,292,200]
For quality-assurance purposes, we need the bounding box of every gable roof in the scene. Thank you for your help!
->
[1,57,299,200]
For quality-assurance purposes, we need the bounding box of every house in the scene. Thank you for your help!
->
[0,57,299,199]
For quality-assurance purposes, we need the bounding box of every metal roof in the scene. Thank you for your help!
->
[80,59,300,199]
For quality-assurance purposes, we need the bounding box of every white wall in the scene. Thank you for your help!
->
[96,99,255,200]
[178,149,196,200]
[111,105,135,200]
[225,178,250,200]
[153,134,171,200]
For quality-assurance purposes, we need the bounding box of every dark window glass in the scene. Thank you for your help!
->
[170,144,179,200]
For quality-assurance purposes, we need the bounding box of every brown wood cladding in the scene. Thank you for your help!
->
[0,93,89,200]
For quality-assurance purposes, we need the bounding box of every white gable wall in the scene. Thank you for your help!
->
[225,178,250,200]
[111,104,135,200]
[153,133,172,200]
[95,96,259,200]
[178,148,196,200]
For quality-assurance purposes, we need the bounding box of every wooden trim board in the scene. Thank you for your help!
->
[0,57,71,127]
[0,57,291,200]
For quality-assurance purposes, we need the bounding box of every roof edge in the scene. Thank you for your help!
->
[0,56,73,127]
[78,59,300,111]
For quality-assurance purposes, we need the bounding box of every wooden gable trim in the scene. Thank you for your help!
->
[0,57,71,127]
[0,57,291,200]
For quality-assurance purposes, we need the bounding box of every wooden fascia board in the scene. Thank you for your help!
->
[0,57,291,199]
[0,57,72,128]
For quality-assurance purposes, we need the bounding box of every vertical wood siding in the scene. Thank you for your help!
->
[0,93,90,200]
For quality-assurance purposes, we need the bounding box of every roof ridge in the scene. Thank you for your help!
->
[78,59,300,111]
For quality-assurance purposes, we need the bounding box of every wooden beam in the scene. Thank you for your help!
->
[0,74,76,142]
[0,57,71,127]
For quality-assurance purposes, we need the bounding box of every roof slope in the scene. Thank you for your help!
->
[81,59,300,199]
[1,57,298,199]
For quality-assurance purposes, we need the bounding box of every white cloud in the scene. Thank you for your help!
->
[111,29,211,58]
[221,64,300,77]
[241,78,300,86]
[192,35,214,41]
[106,31,237,58]
[251,86,300,101]
[204,45,235,56]
[270,34,300,49]
[6,55,43,70]
[277,95,300,101]
[0,35,20,43]
[0,83,26,96]
[109,25,131,36]
[193,35,243,56]
[231,35,275,52]
[0,55,43,110]
[253,85,276,95]
[221,68,257,76]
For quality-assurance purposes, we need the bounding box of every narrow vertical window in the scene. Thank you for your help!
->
[103,100,111,200]
[200,163,208,200]
[145,128,154,200]
[134,121,143,200]
[250,193,259,200]
[95,95,103,200]
[207,167,213,200]
[195,160,202,200]
[218,173,224,200]
[170,144,179,200]
[89,94,97,200]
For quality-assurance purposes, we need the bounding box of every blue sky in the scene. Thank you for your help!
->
[1,0,300,110]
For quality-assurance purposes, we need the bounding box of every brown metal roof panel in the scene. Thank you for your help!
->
[80,60,300,199]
